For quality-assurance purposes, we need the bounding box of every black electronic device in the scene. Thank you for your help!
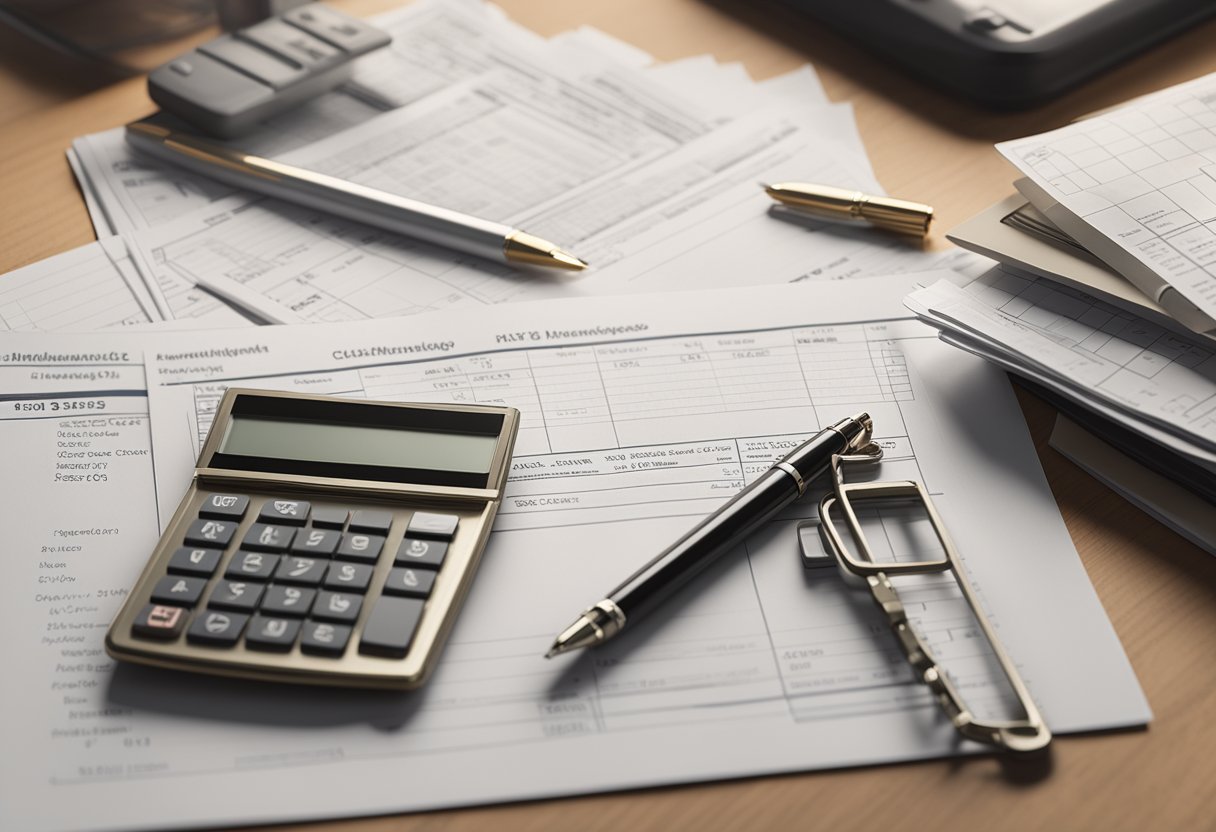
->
[761,0,1216,109]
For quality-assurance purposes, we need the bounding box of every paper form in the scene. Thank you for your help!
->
[66,0,703,238]
[998,72,1216,322]
[122,93,971,325]
[65,147,115,238]
[0,239,156,331]
[1,276,1148,832]
[905,268,1216,464]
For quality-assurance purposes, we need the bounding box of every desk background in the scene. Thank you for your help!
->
[1,2,1214,829]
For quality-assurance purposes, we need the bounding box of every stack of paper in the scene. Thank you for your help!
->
[908,74,1216,516]
[947,72,1216,341]
[5,0,985,334]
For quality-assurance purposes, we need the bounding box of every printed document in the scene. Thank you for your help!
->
[906,267,1216,467]
[1,277,1148,832]
[64,0,981,328]
[0,238,155,331]
[122,91,972,323]
[998,72,1216,323]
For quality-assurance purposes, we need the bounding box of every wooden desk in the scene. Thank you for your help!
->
[2,2,1215,829]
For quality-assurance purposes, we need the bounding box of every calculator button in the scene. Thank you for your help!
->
[312,590,362,623]
[258,499,311,525]
[244,615,301,651]
[284,5,386,53]
[199,34,306,90]
[274,556,326,585]
[225,551,280,580]
[336,533,383,563]
[208,579,264,611]
[199,493,249,519]
[323,562,373,592]
[240,19,340,69]
[167,546,222,577]
[184,518,238,548]
[150,575,207,607]
[406,512,459,539]
[290,528,340,556]
[348,510,393,534]
[300,621,352,657]
[383,567,436,598]
[242,523,296,552]
[394,537,447,569]
[187,610,249,647]
[261,585,316,617]
[310,507,349,528]
[359,596,425,658]
[131,604,187,639]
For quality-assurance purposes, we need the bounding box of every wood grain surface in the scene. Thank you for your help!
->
[2,2,1215,830]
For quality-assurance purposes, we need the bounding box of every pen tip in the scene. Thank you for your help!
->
[551,249,589,271]
[544,646,559,659]
[504,232,589,271]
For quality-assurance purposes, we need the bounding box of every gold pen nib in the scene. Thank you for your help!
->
[504,231,588,271]
[548,249,589,271]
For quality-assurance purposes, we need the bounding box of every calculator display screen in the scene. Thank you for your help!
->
[220,417,498,474]
[206,395,507,487]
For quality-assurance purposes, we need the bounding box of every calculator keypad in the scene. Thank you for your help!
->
[131,493,464,672]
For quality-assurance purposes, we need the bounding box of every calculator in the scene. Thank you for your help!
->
[105,389,519,689]
[147,3,391,137]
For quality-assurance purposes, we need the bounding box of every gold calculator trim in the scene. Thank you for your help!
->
[105,389,520,690]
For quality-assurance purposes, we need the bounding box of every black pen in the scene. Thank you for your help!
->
[545,412,874,658]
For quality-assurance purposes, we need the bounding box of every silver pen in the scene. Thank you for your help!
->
[125,122,588,272]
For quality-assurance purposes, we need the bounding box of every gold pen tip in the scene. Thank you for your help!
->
[504,232,588,271]
[550,249,589,271]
